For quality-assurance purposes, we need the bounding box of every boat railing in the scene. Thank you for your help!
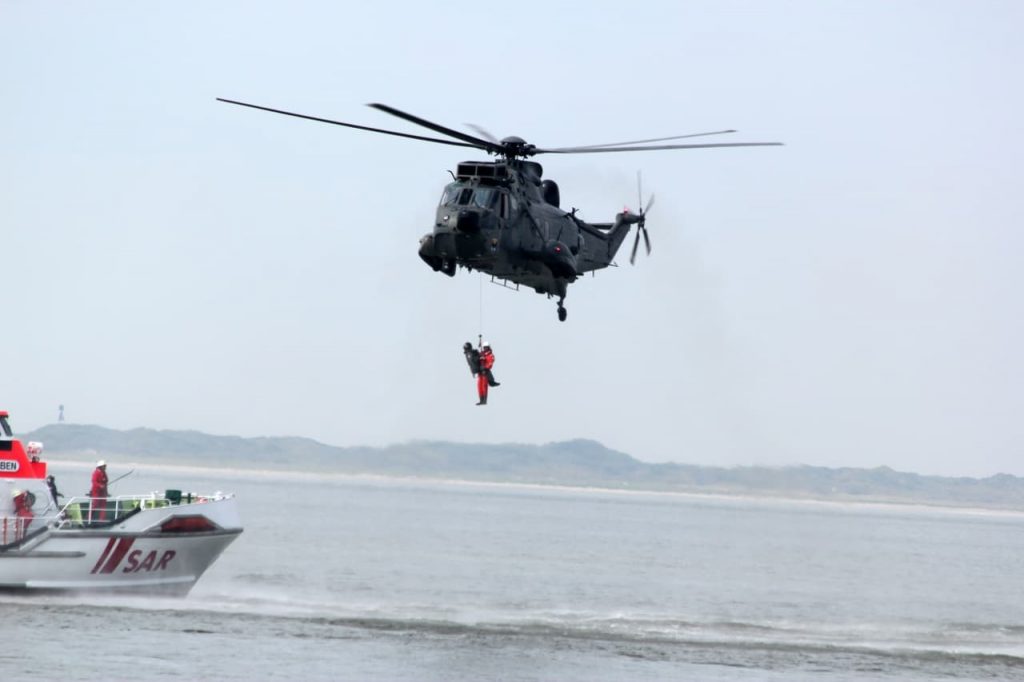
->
[2,491,233,544]
[53,491,231,529]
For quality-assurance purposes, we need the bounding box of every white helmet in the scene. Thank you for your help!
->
[11,489,23,499]
[482,341,490,348]
[97,459,107,468]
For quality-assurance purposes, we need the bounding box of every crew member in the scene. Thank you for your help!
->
[46,475,63,507]
[90,460,109,523]
[480,342,500,388]
[477,342,498,405]
[11,489,34,539]
[463,342,480,377]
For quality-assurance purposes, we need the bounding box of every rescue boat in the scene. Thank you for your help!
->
[0,410,242,594]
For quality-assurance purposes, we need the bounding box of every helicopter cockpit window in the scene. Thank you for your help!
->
[471,187,496,209]
[441,184,497,209]
[441,183,464,206]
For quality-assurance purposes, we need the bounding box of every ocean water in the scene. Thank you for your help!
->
[2,463,1023,681]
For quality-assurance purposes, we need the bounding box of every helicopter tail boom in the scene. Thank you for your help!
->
[604,211,643,262]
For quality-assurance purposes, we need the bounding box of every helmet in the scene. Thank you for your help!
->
[97,460,106,468]
[11,489,23,499]
[482,341,490,348]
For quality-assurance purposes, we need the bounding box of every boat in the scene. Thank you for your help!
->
[0,410,242,594]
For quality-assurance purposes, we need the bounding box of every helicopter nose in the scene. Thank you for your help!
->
[456,210,480,233]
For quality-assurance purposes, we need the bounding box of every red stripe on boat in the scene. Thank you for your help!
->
[100,538,135,574]
[90,538,117,574]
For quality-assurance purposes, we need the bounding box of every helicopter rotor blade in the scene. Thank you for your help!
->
[465,123,499,144]
[637,171,643,215]
[216,98,479,149]
[552,130,737,151]
[630,229,641,266]
[368,103,501,153]
[633,176,654,263]
[535,141,783,154]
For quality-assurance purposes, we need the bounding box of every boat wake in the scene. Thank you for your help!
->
[5,589,1022,677]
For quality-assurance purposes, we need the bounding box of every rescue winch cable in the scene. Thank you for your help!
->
[478,271,484,346]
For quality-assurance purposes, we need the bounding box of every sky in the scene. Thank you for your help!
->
[2,1,1022,477]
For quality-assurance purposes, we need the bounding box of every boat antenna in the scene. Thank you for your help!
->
[108,469,136,486]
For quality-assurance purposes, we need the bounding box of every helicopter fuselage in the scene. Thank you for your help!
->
[418,160,633,313]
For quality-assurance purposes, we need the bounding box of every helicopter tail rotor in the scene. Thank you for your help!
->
[628,172,655,265]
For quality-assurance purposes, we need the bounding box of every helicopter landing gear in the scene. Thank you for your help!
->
[441,259,457,277]
[556,296,567,322]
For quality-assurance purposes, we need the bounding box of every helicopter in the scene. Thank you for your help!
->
[217,98,781,321]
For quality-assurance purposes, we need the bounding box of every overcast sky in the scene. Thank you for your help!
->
[3,1,1021,477]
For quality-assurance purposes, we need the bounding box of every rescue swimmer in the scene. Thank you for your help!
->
[462,340,500,405]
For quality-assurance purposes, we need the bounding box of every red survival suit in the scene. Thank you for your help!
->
[90,464,109,522]
[477,346,495,405]
[12,491,34,539]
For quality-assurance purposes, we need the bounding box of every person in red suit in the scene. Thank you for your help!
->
[477,342,498,405]
[11,489,34,539]
[90,460,109,523]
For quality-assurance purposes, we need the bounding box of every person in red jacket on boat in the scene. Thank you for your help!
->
[477,342,499,405]
[11,489,34,539]
[90,460,109,523]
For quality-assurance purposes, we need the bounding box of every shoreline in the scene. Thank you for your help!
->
[43,456,1024,519]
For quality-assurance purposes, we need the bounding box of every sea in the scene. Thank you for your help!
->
[2,462,1023,681]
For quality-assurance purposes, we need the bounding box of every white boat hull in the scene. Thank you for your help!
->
[0,497,242,595]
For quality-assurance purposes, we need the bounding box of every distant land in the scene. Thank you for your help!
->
[23,423,1024,511]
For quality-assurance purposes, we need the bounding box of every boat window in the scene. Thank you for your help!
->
[0,416,10,437]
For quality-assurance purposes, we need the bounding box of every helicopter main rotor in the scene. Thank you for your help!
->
[216,98,782,160]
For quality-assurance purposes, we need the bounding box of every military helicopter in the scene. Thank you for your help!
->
[218,98,780,321]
